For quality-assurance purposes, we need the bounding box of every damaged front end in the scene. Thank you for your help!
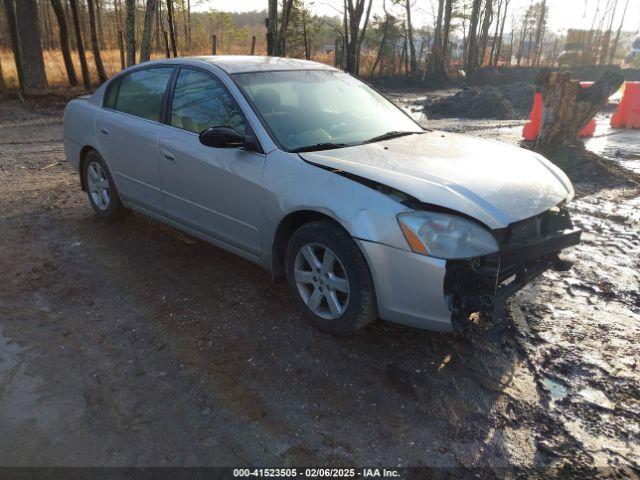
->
[444,206,581,332]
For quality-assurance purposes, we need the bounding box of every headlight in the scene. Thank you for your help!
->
[397,211,499,259]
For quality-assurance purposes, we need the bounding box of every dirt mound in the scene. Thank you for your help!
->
[424,84,536,119]
[496,82,536,115]
[467,65,640,86]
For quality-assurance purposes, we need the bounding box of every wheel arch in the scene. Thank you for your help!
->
[271,209,357,281]
[78,145,98,191]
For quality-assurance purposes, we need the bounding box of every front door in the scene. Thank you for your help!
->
[159,67,266,256]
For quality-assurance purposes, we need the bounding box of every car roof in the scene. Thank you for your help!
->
[178,55,339,74]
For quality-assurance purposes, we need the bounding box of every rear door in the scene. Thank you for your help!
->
[158,67,266,256]
[96,66,174,215]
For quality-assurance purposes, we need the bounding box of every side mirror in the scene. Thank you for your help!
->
[199,126,245,148]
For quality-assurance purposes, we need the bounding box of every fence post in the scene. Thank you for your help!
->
[250,36,256,55]
[212,34,217,55]
[117,30,125,69]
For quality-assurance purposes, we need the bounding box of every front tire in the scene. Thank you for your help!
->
[285,220,378,336]
[83,151,124,220]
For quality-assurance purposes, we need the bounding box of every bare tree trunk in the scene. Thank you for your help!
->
[266,0,277,56]
[165,0,177,57]
[478,0,494,67]
[534,69,623,150]
[95,0,105,49]
[50,0,78,86]
[516,6,530,67]
[114,0,122,32]
[163,31,170,57]
[532,0,546,66]
[2,0,25,91]
[69,0,91,88]
[429,0,444,74]
[598,10,614,66]
[405,0,417,74]
[592,0,611,63]
[344,0,371,75]
[277,0,294,56]
[40,0,53,49]
[125,0,137,64]
[489,0,502,65]
[302,12,310,60]
[86,0,107,83]
[609,0,629,64]
[140,0,157,62]
[154,0,161,51]
[464,0,482,72]
[64,0,75,49]
[582,0,601,65]
[186,0,191,44]
[180,0,188,51]
[441,0,453,70]
[355,0,373,73]
[370,4,390,78]
[493,0,509,66]
[16,0,48,90]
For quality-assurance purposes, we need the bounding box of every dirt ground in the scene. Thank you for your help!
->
[1,93,639,478]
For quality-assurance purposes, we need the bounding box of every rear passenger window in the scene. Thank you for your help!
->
[110,67,173,122]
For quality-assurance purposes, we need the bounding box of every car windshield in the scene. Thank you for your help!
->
[232,70,423,152]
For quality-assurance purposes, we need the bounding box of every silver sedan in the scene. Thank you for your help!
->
[63,56,580,335]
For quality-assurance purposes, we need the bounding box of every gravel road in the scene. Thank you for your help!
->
[0,94,638,477]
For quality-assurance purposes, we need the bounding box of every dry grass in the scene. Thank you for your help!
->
[1,48,188,89]
[1,47,397,91]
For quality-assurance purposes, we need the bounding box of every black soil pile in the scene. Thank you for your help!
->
[467,65,640,85]
[424,82,536,119]
[497,82,537,115]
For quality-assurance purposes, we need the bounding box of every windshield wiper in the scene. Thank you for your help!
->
[291,142,349,153]
[362,130,423,144]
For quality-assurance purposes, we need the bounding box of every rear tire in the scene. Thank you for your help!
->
[83,151,124,221]
[285,220,378,336]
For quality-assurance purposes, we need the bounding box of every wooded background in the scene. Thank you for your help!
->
[0,0,635,92]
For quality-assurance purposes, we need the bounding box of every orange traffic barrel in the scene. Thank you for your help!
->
[522,92,543,141]
[523,82,597,140]
[611,82,640,129]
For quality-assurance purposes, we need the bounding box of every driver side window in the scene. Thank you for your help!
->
[170,69,245,135]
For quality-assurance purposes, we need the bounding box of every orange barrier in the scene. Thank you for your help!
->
[522,92,543,141]
[611,82,640,129]
[522,92,542,142]
[523,82,597,141]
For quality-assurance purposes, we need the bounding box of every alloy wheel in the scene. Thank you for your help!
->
[86,161,110,211]
[293,242,350,320]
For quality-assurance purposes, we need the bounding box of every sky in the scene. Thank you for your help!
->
[192,0,640,34]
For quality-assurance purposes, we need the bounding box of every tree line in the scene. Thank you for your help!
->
[0,0,632,93]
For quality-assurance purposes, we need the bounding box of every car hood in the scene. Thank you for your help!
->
[299,131,574,229]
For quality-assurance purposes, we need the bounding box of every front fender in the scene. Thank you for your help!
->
[263,153,411,249]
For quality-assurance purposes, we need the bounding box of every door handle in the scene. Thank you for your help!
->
[99,126,109,135]
[160,148,176,162]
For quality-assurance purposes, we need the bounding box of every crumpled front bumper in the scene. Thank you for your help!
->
[356,206,581,332]
[444,227,581,330]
